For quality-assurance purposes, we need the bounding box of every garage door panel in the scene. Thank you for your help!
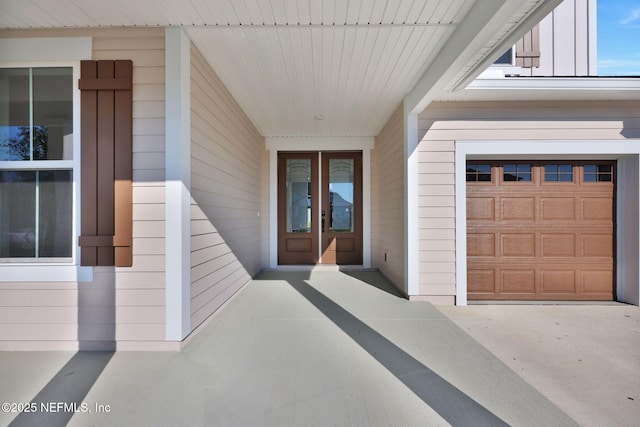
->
[501,270,535,293]
[582,234,613,257]
[501,233,535,257]
[541,234,576,257]
[467,161,614,301]
[468,270,495,293]
[541,270,576,293]
[467,197,495,220]
[541,198,576,221]
[582,271,614,295]
[581,198,613,221]
[501,197,535,221]
[467,233,495,257]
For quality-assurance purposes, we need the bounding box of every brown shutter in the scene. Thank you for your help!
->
[516,24,541,68]
[78,60,133,267]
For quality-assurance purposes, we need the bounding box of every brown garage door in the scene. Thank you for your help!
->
[467,162,615,301]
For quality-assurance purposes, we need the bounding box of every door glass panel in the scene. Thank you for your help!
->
[329,158,354,232]
[286,159,311,233]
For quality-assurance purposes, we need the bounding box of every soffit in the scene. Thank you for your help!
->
[0,0,554,137]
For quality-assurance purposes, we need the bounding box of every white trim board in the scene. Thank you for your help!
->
[0,38,92,62]
[455,140,640,306]
[165,28,192,341]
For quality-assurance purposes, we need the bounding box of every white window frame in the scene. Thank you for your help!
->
[1,41,93,282]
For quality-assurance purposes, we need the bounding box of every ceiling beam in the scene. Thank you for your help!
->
[404,0,562,115]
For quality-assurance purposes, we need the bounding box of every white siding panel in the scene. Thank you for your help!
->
[371,103,404,290]
[189,43,264,331]
[133,238,166,255]
[552,0,576,76]
[417,100,640,303]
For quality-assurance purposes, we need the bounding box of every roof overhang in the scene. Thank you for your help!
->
[435,77,640,102]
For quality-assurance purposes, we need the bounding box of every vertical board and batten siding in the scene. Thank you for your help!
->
[0,28,167,350]
[190,45,264,330]
[371,104,405,291]
[417,100,640,302]
[527,0,595,76]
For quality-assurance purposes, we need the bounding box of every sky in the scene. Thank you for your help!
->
[597,0,640,75]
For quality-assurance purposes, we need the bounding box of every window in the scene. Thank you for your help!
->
[584,164,613,182]
[466,164,492,182]
[494,48,514,65]
[544,164,573,182]
[503,164,531,182]
[0,67,73,261]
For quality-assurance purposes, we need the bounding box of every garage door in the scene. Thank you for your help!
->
[466,162,615,301]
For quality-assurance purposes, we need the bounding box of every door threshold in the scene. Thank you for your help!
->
[267,265,374,272]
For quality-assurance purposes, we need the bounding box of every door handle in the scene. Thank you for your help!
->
[321,210,326,232]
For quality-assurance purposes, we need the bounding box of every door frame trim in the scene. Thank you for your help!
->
[267,137,373,268]
[455,140,640,307]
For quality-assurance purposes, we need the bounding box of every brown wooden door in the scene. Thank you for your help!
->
[321,152,363,265]
[467,161,615,300]
[278,153,318,264]
[278,151,363,265]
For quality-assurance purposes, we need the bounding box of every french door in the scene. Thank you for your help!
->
[278,152,362,265]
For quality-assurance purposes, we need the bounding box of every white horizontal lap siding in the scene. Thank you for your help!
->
[372,104,405,291]
[93,29,167,347]
[418,100,640,302]
[0,281,78,350]
[190,45,264,330]
[416,119,456,303]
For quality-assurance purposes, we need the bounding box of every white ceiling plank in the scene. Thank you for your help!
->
[389,0,419,25]
[268,0,289,25]
[2,0,62,28]
[345,0,365,24]
[332,0,349,25]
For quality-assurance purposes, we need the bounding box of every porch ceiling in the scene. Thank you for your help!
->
[0,0,560,137]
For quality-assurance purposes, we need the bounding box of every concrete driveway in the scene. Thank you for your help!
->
[0,270,637,426]
[439,302,640,427]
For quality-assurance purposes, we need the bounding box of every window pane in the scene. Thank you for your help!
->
[0,171,36,257]
[504,164,531,182]
[329,159,354,232]
[39,170,72,257]
[0,170,72,258]
[584,164,613,183]
[494,48,513,64]
[0,69,30,161]
[503,164,516,173]
[598,165,612,173]
[545,164,573,182]
[32,68,73,160]
[286,159,311,233]
[584,165,597,174]
[467,164,492,182]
